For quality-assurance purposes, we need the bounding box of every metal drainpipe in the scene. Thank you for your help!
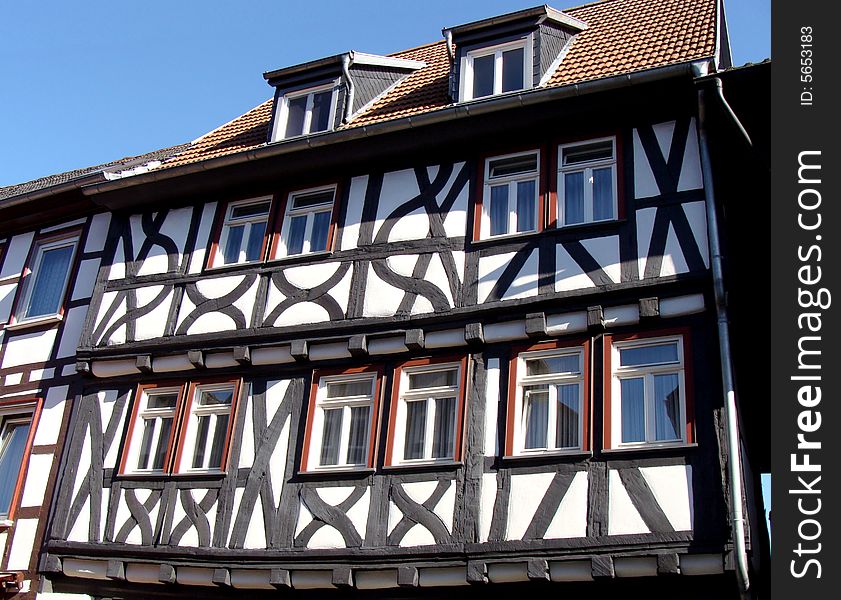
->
[696,78,751,597]
[342,53,355,124]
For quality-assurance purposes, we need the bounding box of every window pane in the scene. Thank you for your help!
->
[526,353,579,376]
[319,409,342,466]
[346,406,371,465]
[408,368,457,390]
[489,185,509,236]
[654,373,681,441]
[501,47,525,92]
[26,245,74,318]
[137,418,155,470]
[432,397,456,459]
[472,53,495,98]
[146,393,178,410]
[152,418,172,470]
[489,154,538,178]
[310,90,332,133]
[403,401,427,460]
[286,215,307,255]
[245,221,266,262]
[555,384,579,448]
[619,343,679,367]
[0,421,31,516]
[563,141,613,165]
[199,389,233,406]
[327,379,373,399]
[208,414,229,468]
[231,202,270,220]
[223,225,244,264]
[524,386,549,449]
[516,180,536,232]
[192,415,210,468]
[284,95,307,137]
[310,210,331,252]
[563,172,584,225]
[593,167,614,221]
[620,378,645,443]
[292,190,335,209]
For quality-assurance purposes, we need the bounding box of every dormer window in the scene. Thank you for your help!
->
[463,39,531,101]
[273,83,338,141]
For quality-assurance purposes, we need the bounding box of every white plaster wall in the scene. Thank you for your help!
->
[56,306,88,358]
[93,291,127,346]
[555,245,595,292]
[0,232,34,279]
[506,472,555,540]
[83,212,112,253]
[479,250,539,304]
[0,283,17,323]
[678,118,703,191]
[70,258,100,301]
[188,202,218,274]
[341,174,368,251]
[20,453,53,507]
[607,469,650,535]
[33,385,69,446]
[635,206,657,278]
[7,519,37,569]
[372,168,421,242]
[640,465,694,531]
[633,129,660,199]
[362,268,405,317]
[581,235,621,283]
[2,328,57,368]
[440,163,469,238]
[132,286,172,341]
[479,472,497,543]
[544,471,588,539]
[99,390,125,470]
[684,200,710,267]
[484,358,499,456]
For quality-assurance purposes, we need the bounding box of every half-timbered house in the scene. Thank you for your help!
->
[3,0,769,598]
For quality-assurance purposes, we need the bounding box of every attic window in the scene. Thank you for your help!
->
[272,83,338,141]
[462,39,532,101]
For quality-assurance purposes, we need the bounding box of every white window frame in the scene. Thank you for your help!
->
[610,335,687,449]
[213,197,272,267]
[391,362,463,466]
[512,347,585,456]
[0,402,36,522]
[122,386,181,476]
[272,81,339,142]
[305,373,378,472]
[14,234,79,324]
[460,37,534,101]
[481,150,540,240]
[557,136,618,227]
[275,185,337,258]
[177,382,237,474]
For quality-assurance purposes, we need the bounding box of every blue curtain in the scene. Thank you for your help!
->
[555,384,579,448]
[621,378,645,443]
[27,245,73,318]
[284,96,307,137]
[489,185,509,235]
[223,225,244,264]
[564,172,584,224]
[319,409,342,466]
[516,180,536,232]
[346,406,370,465]
[593,167,613,220]
[524,387,549,449]
[286,215,307,255]
[310,211,332,252]
[245,221,266,261]
[432,397,456,458]
[654,374,680,440]
[0,421,30,517]
[403,401,427,460]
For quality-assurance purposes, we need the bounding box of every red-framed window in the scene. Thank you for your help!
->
[603,328,695,450]
[385,355,469,466]
[119,378,241,476]
[300,366,384,472]
[0,397,42,522]
[8,227,81,327]
[205,197,273,269]
[473,149,546,242]
[269,184,341,260]
[505,338,591,457]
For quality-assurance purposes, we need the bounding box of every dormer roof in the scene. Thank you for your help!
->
[442,4,587,39]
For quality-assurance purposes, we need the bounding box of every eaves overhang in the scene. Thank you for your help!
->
[81,57,715,207]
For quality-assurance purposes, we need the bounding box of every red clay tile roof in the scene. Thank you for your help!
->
[161,0,717,171]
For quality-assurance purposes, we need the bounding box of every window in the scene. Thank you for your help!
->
[0,400,39,521]
[120,380,240,475]
[301,367,383,472]
[557,137,618,226]
[606,333,693,449]
[210,198,271,268]
[507,342,588,456]
[479,151,540,239]
[13,232,79,324]
[273,186,337,258]
[273,83,337,141]
[462,39,531,101]
[387,357,467,466]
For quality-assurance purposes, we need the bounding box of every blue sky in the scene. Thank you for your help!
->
[0,0,770,188]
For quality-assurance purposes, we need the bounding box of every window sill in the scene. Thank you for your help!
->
[297,467,376,480]
[0,519,12,530]
[602,442,698,454]
[205,259,263,273]
[554,217,623,232]
[266,249,333,266]
[382,460,463,473]
[3,314,63,332]
[472,229,541,247]
[503,449,592,462]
